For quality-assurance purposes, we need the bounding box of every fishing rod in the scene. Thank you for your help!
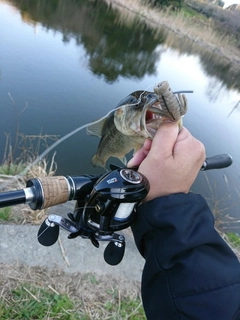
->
[0,154,233,266]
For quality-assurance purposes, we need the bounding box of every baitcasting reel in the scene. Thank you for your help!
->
[36,168,149,265]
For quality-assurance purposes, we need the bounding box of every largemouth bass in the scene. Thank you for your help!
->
[87,81,188,168]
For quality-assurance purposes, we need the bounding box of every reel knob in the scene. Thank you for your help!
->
[37,218,59,246]
[104,240,125,266]
[103,234,126,266]
[120,169,142,183]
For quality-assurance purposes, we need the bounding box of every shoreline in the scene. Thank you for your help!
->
[103,0,240,69]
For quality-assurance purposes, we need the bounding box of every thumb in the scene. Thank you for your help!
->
[127,139,152,168]
[149,122,179,159]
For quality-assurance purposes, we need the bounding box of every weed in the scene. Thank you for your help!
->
[0,95,59,224]
[1,284,80,320]
[1,93,59,185]
[0,162,26,176]
[226,232,240,249]
[88,274,100,285]
[104,297,145,319]
[0,265,145,320]
[0,207,12,221]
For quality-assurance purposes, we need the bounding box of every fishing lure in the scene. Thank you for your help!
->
[153,81,189,121]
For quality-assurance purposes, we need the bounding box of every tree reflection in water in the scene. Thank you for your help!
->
[7,0,240,89]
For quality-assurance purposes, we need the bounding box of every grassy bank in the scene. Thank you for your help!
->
[0,235,240,319]
[0,155,57,224]
[103,0,240,67]
[0,119,58,224]
[0,263,145,319]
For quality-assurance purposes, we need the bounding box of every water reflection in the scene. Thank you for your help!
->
[7,0,166,82]
[6,0,240,89]
[163,32,240,96]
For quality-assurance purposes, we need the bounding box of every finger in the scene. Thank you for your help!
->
[175,126,191,142]
[174,127,206,165]
[149,122,179,159]
[127,139,152,168]
[174,126,200,152]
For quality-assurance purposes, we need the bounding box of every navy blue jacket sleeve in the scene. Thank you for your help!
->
[131,193,240,320]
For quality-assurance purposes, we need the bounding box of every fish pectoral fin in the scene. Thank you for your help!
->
[91,154,106,168]
[86,118,107,138]
[119,156,127,165]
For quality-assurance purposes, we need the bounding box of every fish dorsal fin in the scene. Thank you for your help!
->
[86,118,107,138]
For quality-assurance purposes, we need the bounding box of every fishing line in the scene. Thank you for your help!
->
[37,224,52,239]
[84,83,192,163]
[73,206,95,211]
[0,102,141,190]
[0,83,193,191]
[173,90,194,94]
[27,83,161,173]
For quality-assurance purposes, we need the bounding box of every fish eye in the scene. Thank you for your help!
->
[134,102,140,109]
[147,93,154,99]
[143,93,153,102]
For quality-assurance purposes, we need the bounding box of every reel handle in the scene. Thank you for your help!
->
[201,154,233,171]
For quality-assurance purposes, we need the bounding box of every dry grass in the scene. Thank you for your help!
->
[0,155,57,225]
[200,172,240,260]
[202,172,240,230]
[104,0,240,67]
[0,262,144,319]
[0,96,58,225]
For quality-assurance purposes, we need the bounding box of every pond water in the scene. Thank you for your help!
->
[0,0,239,231]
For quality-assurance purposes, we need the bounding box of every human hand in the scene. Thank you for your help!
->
[127,123,205,202]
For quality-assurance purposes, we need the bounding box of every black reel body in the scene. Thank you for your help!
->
[82,168,149,232]
[38,168,149,265]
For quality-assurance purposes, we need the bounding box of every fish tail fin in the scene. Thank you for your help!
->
[91,154,106,168]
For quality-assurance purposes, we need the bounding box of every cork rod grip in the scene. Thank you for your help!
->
[37,176,69,209]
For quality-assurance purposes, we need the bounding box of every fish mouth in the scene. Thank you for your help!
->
[146,108,161,123]
[143,103,165,138]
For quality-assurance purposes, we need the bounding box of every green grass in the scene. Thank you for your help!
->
[0,163,26,176]
[104,298,145,319]
[0,281,145,319]
[180,3,199,18]
[0,284,79,320]
[0,207,12,221]
[226,232,240,249]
